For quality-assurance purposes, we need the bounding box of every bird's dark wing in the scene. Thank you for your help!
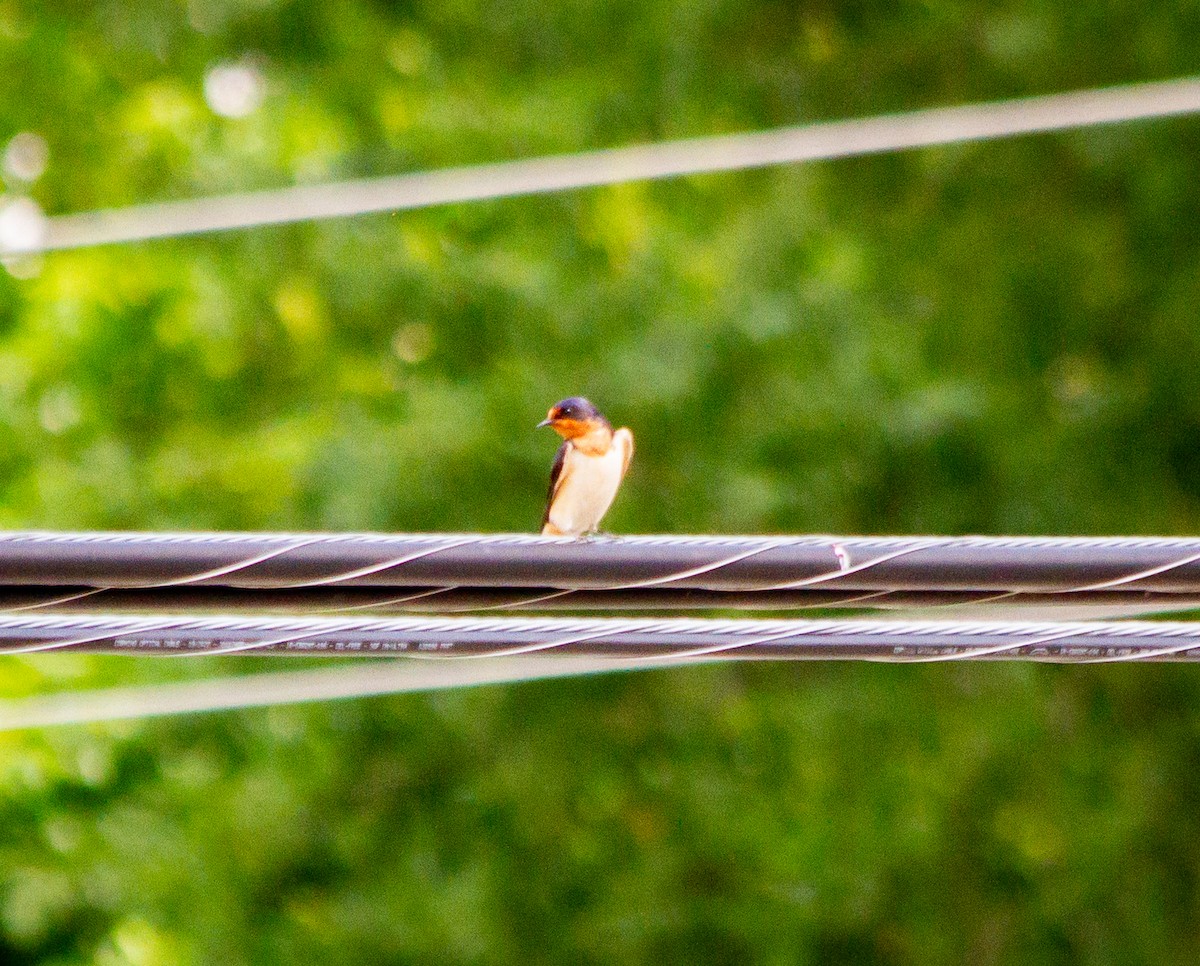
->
[541,441,569,529]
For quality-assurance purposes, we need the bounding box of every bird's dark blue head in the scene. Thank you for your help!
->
[537,396,610,437]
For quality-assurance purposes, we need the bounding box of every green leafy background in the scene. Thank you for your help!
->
[1,1,1200,962]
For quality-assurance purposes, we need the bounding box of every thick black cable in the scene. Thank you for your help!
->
[4,532,1200,594]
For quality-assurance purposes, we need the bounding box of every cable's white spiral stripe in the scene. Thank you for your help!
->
[4,589,105,612]
[882,625,1089,663]
[1063,549,1200,592]
[171,618,380,657]
[761,539,945,590]
[605,538,802,589]
[150,535,336,587]
[281,535,507,588]
[458,589,578,611]
[318,587,465,612]
[623,623,834,661]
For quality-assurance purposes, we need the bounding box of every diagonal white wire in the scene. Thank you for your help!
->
[11,76,1200,256]
[0,655,704,731]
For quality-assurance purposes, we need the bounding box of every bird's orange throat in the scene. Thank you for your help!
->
[552,419,613,454]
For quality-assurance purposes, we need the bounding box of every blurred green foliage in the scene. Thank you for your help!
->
[0,0,1199,962]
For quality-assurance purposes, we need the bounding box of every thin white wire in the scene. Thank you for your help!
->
[0,655,704,731]
[11,76,1200,256]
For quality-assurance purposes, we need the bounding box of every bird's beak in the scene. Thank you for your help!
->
[536,418,553,429]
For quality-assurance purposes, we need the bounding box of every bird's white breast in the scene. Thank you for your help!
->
[546,440,627,535]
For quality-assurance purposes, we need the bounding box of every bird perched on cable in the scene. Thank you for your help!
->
[537,397,634,536]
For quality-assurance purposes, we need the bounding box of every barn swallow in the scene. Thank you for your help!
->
[537,397,634,536]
